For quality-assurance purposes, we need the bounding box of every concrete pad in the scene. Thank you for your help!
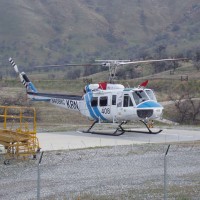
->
[37,128,200,151]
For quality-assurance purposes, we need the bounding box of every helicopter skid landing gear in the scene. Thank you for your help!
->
[83,120,162,136]
[83,121,126,136]
[123,120,162,134]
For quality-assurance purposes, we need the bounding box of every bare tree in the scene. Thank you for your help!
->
[193,61,200,71]
[192,50,200,71]
[168,85,200,124]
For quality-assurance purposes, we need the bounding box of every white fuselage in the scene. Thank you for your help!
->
[27,84,163,123]
[79,87,163,123]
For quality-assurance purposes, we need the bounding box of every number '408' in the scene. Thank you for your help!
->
[101,108,110,114]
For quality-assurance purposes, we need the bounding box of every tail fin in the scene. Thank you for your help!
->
[9,57,38,93]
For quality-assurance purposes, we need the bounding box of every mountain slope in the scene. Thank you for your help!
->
[0,0,200,69]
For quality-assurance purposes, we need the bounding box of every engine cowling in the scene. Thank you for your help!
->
[85,82,124,92]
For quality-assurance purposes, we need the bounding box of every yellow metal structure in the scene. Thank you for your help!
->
[0,106,40,162]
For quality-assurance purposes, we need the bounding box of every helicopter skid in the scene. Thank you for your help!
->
[83,121,125,136]
[82,120,162,136]
[114,120,162,134]
[122,129,162,134]
[83,130,125,136]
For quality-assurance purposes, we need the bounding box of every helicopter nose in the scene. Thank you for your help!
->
[137,109,153,118]
[136,101,163,119]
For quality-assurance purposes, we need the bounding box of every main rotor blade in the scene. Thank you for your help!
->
[119,58,188,65]
[34,63,100,68]
[33,58,188,68]
[95,60,131,62]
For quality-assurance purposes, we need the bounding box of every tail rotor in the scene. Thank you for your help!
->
[9,57,19,74]
[9,57,38,93]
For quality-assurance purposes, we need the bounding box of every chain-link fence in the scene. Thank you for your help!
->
[0,143,200,200]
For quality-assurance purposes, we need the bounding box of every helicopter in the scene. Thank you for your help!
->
[9,57,186,136]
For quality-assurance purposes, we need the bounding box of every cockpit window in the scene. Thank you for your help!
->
[123,94,133,107]
[145,89,157,101]
[132,90,149,105]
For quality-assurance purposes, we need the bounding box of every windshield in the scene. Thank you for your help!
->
[132,90,149,105]
[145,89,157,101]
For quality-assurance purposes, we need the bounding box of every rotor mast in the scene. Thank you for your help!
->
[96,60,130,83]
[108,63,118,83]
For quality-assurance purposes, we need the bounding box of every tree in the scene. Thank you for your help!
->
[193,50,200,71]
[83,66,98,77]
[116,67,140,79]
[155,45,167,58]
[168,83,200,124]
[64,69,81,80]
[193,61,200,71]
[169,94,200,123]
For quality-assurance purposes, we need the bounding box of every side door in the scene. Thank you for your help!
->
[122,94,134,120]
[116,92,124,121]
[110,94,118,122]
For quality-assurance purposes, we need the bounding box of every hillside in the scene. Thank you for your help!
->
[0,0,200,72]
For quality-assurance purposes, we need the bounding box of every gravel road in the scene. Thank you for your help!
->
[0,143,200,200]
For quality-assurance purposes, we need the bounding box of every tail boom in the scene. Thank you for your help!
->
[27,91,82,111]
[9,57,82,112]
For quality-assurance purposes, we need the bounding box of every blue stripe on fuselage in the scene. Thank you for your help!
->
[137,101,162,108]
[85,93,98,120]
[85,91,108,121]
[93,106,108,121]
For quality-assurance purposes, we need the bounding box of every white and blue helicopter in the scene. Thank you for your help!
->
[9,57,184,136]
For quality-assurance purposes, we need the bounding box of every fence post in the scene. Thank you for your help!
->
[164,145,170,200]
[37,151,44,200]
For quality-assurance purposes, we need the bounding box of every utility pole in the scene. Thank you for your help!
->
[37,151,44,200]
[164,145,170,200]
